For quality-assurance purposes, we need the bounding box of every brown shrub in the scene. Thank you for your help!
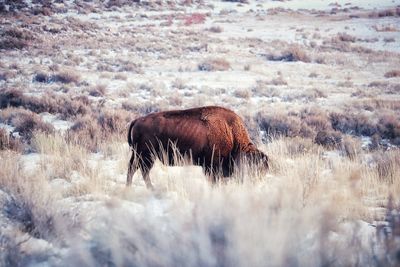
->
[32,4,53,16]
[0,108,54,142]
[207,26,223,33]
[121,101,161,115]
[0,89,24,108]
[184,13,206,26]
[378,114,400,140]
[97,110,131,136]
[198,58,230,71]
[336,32,357,42]
[373,25,399,32]
[106,0,140,8]
[266,77,288,86]
[51,70,81,84]
[315,130,342,148]
[368,8,400,18]
[303,114,331,132]
[265,44,311,62]
[384,70,400,78]
[67,116,100,151]
[330,112,377,136]
[0,28,35,50]
[368,81,390,88]
[67,109,132,151]
[256,113,313,138]
[88,84,106,97]
[223,0,248,2]
[0,89,91,119]
[114,73,127,80]
[0,128,22,151]
[234,88,251,99]
[33,72,51,83]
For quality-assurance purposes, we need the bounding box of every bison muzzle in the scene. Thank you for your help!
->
[126,106,268,189]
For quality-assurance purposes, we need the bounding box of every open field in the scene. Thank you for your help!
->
[1,0,400,266]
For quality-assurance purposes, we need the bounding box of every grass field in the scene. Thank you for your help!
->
[0,0,399,266]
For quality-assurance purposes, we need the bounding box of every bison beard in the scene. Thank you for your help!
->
[126,106,269,189]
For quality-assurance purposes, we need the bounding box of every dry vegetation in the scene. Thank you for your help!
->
[0,0,400,266]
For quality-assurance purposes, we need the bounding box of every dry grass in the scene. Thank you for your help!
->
[0,130,399,266]
[1,1,400,265]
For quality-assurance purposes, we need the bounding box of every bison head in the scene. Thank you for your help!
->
[236,149,269,177]
[248,149,269,172]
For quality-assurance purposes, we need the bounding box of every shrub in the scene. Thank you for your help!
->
[89,85,106,97]
[303,114,331,132]
[198,58,230,71]
[314,130,342,148]
[0,89,24,108]
[67,116,100,151]
[97,110,131,136]
[336,32,357,42]
[373,25,399,32]
[51,71,81,84]
[368,8,400,18]
[234,89,251,99]
[257,113,302,138]
[32,70,81,84]
[0,89,90,119]
[207,26,223,33]
[0,128,22,151]
[0,108,54,143]
[33,72,51,83]
[67,109,131,151]
[329,112,377,136]
[223,0,249,3]
[13,114,54,142]
[184,13,206,26]
[265,44,311,62]
[266,77,288,86]
[384,70,400,78]
[0,28,35,50]
[378,114,400,140]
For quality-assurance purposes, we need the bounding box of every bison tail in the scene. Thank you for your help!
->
[127,119,137,148]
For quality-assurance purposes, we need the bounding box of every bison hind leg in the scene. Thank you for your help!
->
[139,155,155,190]
[127,151,137,187]
[126,151,155,190]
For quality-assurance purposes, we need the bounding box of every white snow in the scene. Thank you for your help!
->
[40,113,73,132]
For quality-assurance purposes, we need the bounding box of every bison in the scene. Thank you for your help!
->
[126,106,268,189]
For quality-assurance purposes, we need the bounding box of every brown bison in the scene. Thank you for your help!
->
[126,106,268,188]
